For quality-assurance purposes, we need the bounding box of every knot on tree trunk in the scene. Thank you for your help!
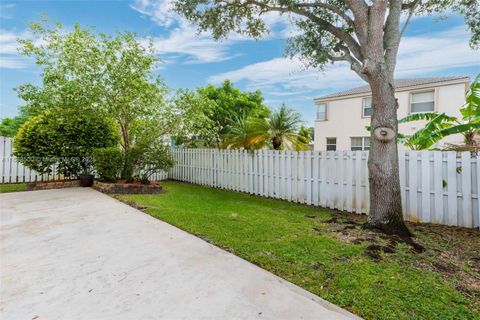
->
[373,127,395,142]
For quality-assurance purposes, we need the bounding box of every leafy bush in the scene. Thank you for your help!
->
[14,109,118,177]
[93,147,124,182]
[134,142,174,182]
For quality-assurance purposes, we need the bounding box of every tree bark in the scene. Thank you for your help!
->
[272,137,281,150]
[120,122,134,181]
[366,71,412,237]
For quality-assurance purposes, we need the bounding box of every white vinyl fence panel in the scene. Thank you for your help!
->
[0,136,67,183]
[1,135,478,229]
[169,148,479,229]
[0,136,169,183]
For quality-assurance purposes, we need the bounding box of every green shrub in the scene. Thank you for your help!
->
[135,142,174,182]
[14,109,119,177]
[93,147,124,182]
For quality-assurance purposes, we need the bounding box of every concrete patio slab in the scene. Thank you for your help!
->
[0,188,360,319]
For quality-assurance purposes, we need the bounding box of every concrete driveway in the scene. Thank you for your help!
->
[1,188,360,320]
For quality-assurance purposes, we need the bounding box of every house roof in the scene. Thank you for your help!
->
[314,76,470,102]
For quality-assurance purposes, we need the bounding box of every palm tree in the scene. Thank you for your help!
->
[297,125,312,147]
[399,74,480,150]
[221,114,258,150]
[249,104,307,150]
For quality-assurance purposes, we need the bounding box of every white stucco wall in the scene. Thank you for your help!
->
[313,81,468,151]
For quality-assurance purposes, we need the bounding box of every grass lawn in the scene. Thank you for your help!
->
[0,183,27,193]
[118,181,480,320]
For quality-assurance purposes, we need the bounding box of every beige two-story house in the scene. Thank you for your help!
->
[313,76,470,151]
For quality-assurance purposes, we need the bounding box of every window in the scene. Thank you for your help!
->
[362,97,372,117]
[410,90,435,113]
[326,137,336,151]
[317,103,326,121]
[351,137,370,151]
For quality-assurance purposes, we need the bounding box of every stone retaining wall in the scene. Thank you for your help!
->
[27,180,80,191]
[93,181,162,194]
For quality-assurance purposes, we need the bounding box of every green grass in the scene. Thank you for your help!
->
[0,183,27,193]
[119,181,480,320]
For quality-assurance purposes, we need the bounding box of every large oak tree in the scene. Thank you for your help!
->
[173,0,479,236]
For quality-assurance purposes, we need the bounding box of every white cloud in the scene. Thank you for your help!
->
[0,29,29,69]
[130,0,177,27]
[0,56,26,69]
[131,0,240,63]
[0,29,20,54]
[395,26,480,76]
[208,57,361,94]
[147,21,240,63]
[130,0,292,63]
[0,3,15,19]
[208,26,480,95]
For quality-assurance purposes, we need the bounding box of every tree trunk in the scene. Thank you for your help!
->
[272,137,281,150]
[120,122,134,181]
[367,72,411,237]
[465,131,475,147]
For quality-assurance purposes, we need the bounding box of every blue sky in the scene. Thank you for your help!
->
[0,0,479,125]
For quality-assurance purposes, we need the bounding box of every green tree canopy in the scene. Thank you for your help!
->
[16,20,172,181]
[173,80,270,147]
[199,80,270,146]
[166,89,217,148]
[0,115,28,137]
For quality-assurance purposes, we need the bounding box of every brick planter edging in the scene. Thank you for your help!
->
[27,180,81,191]
[93,180,163,194]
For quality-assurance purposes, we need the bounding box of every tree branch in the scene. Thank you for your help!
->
[295,2,355,28]
[384,0,403,79]
[402,0,422,10]
[245,0,364,62]
[330,44,368,82]
[400,0,421,37]
[343,0,369,47]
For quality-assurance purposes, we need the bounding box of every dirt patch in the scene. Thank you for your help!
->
[409,223,480,308]
[323,213,480,300]
[312,227,322,234]
[365,243,396,261]
[310,262,324,270]
[432,261,459,274]
[117,198,149,211]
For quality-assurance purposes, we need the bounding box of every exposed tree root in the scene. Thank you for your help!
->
[362,222,425,253]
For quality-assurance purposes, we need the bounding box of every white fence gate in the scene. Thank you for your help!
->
[169,148,479,229]
[1,135,478,229]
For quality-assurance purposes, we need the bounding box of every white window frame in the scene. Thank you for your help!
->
[410,90,435,114]
[351,137,370,151]
[316,103,327,121]
[326,137,336,151]
[362,97,372,118]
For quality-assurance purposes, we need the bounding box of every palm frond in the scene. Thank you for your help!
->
[437,123,480,136]
[399,112,457,124]
[460,74,480,122]
[247,104,304,150]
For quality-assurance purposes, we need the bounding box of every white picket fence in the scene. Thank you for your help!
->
[0,136,169,183]
[1,135,478,228]
[169,148,479,229]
